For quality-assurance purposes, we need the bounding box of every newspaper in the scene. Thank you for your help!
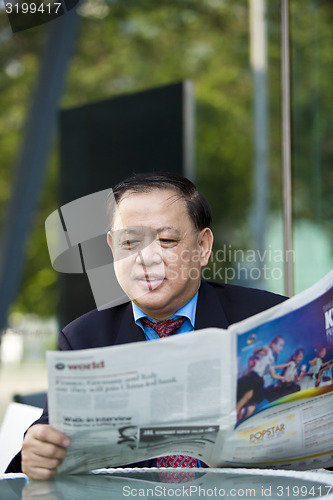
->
[47,271,333,474]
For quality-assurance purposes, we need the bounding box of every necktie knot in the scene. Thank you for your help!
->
[140,316,187,338]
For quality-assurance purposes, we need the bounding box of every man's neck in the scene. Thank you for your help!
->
[132,289,200,324]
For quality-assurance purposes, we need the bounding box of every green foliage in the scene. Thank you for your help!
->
[0,0,332,316]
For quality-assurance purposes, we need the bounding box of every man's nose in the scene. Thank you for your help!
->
[136,240,162,266]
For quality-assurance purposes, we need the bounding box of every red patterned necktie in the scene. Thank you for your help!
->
[158,470,199,483]
[140,315,199,468]
[140,316,187,338]
[155,455,199,468]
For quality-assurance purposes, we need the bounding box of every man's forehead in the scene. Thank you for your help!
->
[110,189,191,232]
[112,226,181,236]
[119,187,182,201]
[117,189,186,212]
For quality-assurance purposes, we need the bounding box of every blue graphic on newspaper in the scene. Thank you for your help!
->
[236,287,333,424]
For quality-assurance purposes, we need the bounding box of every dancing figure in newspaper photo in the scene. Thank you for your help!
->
[299,347,327,390]
[317,359,333,387]
[236,335,287,422]
[265,348,305,402]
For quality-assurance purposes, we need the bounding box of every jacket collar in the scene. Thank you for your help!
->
[114,302,145,345]
[113,280,230,345]
[195,281,230,330]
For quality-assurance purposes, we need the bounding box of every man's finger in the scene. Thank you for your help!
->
[26,424,70,448]
[25,440,68,460]
[22,464,59,481]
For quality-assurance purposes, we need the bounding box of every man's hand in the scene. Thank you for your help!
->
[21,424,70,480]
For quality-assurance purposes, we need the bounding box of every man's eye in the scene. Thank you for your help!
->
[121,240,139,248]
[159,239,177,246]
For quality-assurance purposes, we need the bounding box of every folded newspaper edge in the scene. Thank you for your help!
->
[47,270,333,474]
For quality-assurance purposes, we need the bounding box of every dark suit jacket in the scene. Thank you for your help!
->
[6,280,287,473]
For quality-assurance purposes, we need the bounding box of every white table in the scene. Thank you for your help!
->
[1,467,333,500]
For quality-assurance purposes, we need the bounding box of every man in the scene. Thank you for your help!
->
[6,172,287,479]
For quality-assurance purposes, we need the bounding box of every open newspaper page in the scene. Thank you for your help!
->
[47,327,236,474]
[220,270,333,470]
[47,271,333,474]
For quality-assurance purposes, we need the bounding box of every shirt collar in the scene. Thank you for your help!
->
[132,291,199,329]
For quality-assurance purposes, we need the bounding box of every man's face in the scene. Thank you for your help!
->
[107,189,213,320]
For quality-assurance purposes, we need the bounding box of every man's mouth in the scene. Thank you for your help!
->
[136,275,165,290]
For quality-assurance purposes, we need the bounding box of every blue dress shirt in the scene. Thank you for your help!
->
[132,291,198,341]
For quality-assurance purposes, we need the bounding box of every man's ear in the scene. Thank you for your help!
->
[107,231,114,253]
[199,228,214,267]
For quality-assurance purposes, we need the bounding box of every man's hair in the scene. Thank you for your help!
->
[107,172,212,231]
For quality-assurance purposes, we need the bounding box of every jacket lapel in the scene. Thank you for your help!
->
[195,281,230,330]
[113,280,230,344]
[114,302,146,345]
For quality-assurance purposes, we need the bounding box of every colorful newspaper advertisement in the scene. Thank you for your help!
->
[221,270,333,470]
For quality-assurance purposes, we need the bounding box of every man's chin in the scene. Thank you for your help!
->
[132,292,170,315]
